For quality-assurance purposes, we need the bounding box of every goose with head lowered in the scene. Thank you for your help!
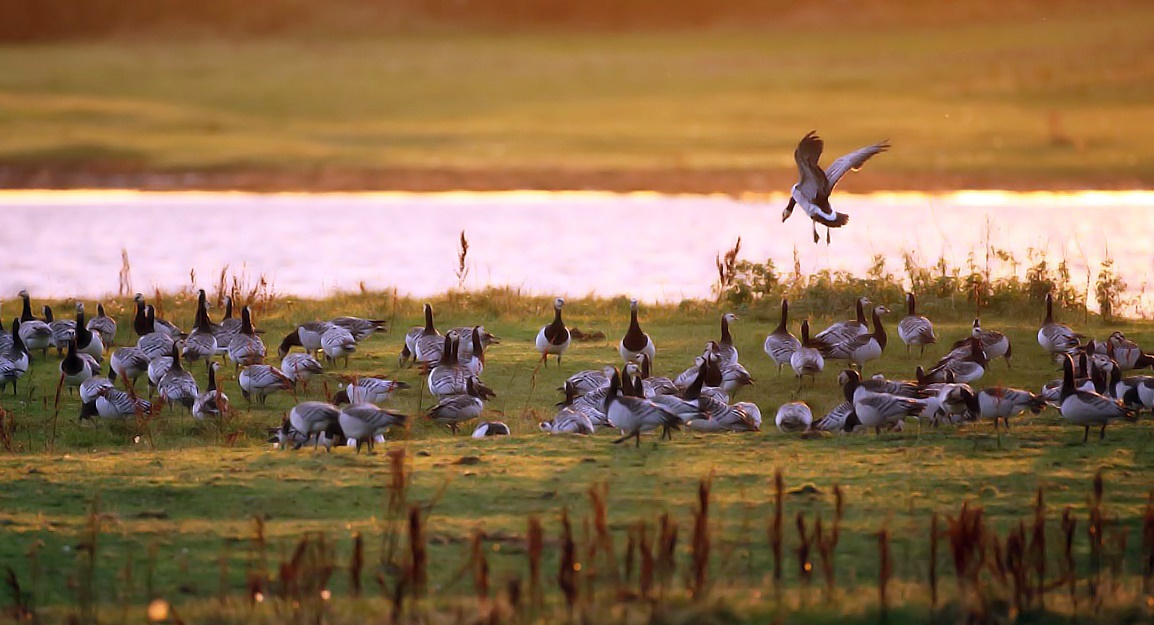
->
[193,362,229,420]
[897,293,936,356]
[602,368,680,447]
[80,385,152,422]
[284,401,341,450]
[535,297,571,367]
[277,321,331,358]
[820,305,890,373]
[775,402,813,433]
[329,316,387,342]
[1037,293,1082,354]
[320,324,357,367]
[227,306,266,371]
[110,345,149,390]
[16,290,51,359]
[472,421,511,438]
[782,131,890,244]
[921,336,988,385]
[977,386,1046,433]
[764,299,801,375]
[1057,353,1136,442]
[619,299,655,365]
[1105,331,1154,371]
[790,319,824,391]
[427,376,486,435]
[339,404,407,453]
[813,296,871,347]
[239,364,294,405]
[280,352,324,391]
[333,377,410,405]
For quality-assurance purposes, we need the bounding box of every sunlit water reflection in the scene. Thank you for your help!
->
[1,190,1151,315]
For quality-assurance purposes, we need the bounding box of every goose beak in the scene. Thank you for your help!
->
[782,197,796,222]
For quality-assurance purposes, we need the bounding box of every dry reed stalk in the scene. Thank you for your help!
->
[408,506,427,598]
[929,512,939,608]
[1088,471,1105,605]
[558,510,579,617]
[1143,491,1154,595]
[1029,487,1047,607]
[1060,507,1077,608]
[690,478,712,600]
[795,512,813,587]
[638,521,654,600]
[350,532,364,597]
[588,483,619,587]
[656,512,678,594]
[877,524,891,617]
[528,515,544,608]
[471,530,490,604]
[770,471,784,584]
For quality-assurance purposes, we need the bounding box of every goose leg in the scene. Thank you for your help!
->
[812,222,820,244]
[1082,426,1090,443]
[1099,424,1107,440]
[635,431,641,448]
[826,226,832,245]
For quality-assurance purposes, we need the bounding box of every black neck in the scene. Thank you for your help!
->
[1060,355,1075,400]
[855,299,866,326]
[19,295,33,322]
[907,294,916,316]
[424,305,435,332]
[871,308,887,350]
[240,308,254,335]
[842,371,860,403]
[720,316,733,346]
[774,299,789,333]
[801,320,811,346]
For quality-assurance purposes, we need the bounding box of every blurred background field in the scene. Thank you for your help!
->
[1,0,1152,191]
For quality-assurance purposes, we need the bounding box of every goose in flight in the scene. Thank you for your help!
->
[782,131,890,244]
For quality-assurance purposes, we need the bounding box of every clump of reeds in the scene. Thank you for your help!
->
[690,478,712,599]
[527,516,544,608]
[557,510,578,617]
[1143,491,1154,595]
[770,470,784,585]
[877,524,891,616]
[118,248,132,297]
[713,236,742,300]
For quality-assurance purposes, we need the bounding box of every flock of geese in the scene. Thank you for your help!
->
[2,285,1152,451]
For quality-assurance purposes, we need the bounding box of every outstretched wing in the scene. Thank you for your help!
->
[794,131,831,202]
[825,141,890,190]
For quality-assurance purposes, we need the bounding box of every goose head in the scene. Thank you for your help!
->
[553,297,565,311]
[782,192,796,222]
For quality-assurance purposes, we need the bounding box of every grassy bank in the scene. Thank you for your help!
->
[2,3,1154,191]
[1,290,1153,622]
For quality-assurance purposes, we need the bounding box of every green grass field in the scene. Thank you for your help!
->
[2,3,1154,190]
[1,291,1153,623]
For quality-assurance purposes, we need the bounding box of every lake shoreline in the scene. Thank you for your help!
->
[2,164,1151,194]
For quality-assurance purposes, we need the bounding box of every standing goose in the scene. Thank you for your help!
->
[286,401,342,450]
[453,325,498,363]
[618,299,655,365]
[775,402,813,433]
[333,378,410,405]
[330,316,388,342]
[535,297,571,367]
[427,376,485,435]
[947,319,1013,368]
[1105,332,1154,371]
[86,303,117,347]
[0,319,30,395]
[227,306,266,370]
[137,306,176,362]
[193,362,229,420]
[715,313,740,366]
[763,299,800,375]
[132,294,182,339]
[813,297,871,347]
[820,306,890,373]
[1037,293,1082,354]
[782,131,890,244]
[602,369,679,447]
[73,303,104,362]
[213,296,242,352]
[16,290,52,358]
[158,343,198,410]
[1058,353,1135,442]
[428,333,467,398]
[839,369,924,435]
[239,364,295,404]
[977,386,1046,433]
[280,352,324,391]
[110,346,149,390]
[789,319,825,390]
[320,325,357,367]
[59,339,99,397]
[897,293,936,356]
[413,304,444,366]
[339,404,407,453]
[182,294,218,363]
[43,305,76,356]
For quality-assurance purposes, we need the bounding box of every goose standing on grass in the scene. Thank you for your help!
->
[775,402,813,433]
[814,297,871,347]
[536,297,571,366]
[87,303,117,347]
[1058,353,1135,442]
[839,370,924,435]
[43,305,76,356]
[1105,331,1154,371]
[897,293,936,356]
[277,321,331,359]
[137,306,176,361]
[16,290,51,359]
[193,362,229,420]
[213,296,242,352]
[158,343,198,410]
[73,303,104,362]
[0,320,30,394]
[320,324,357,367]
[619,299,655,365]
[413,304,444,366]
[1038,293,1082,354]
[820,306,889,373]
[333,378,410,405]
[428,376,485,435]
[947,319,1013,368]
[472,421,511,438]
[111,346,149,390]
[602,368,680,447]
[790,319,824,390]
[921,336,988,384]
[81,385,151,422]
[330,316,388,342]
[399,326,423,366]
[782,131,890,244]
[59,339,99,396]
[182,296,218,363]
[286,401,341,450]
[227,306,266,370]
[339,404,407,453]
[280,352,324,391]
[715,313,740,366]
[977,386,1046,433]
[239,364,294,404]
[79,364,115,404]
[132,294,182,339]
[764,299,800,375]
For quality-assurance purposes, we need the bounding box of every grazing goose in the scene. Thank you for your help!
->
[764,299,801,375]
[1058,353,1135,442]
[820,306,890,373]
[43,305,76,356]
[535,297,571,366]
[782,131,890,244]
[413,304,444,366]
[719,360,754,395]
[897,293,936,356]
[1135,376,1154,412]
[132,294,181,339]
[286,401,342,449]
[136,306,177,362]
[541,396,597,434]
[239,364,294,404]
[428,376,485,435]
[280,352,324,391]
[976,387,1046,432]
[339,404,407,452]
[192,362,229,420]
[814,401,855,432]
[330,316,387,342]
[603,369,680,447]
[79,363,115,404]
[181,295,218,363]
[920,374,981,426]
[775,402,813,433]
[157,344,198,410]
[213,296,242,351]
[472,421,511,438]
[645,361,710,427]
[227,306,266,370]
[16,290,52,358]
[618,299,655,365]
[946,319,1013,368]
[0,320,30,395]
[277,321,331,358]
[80,385,151,421]
[715,313,740,366]
[921,336,988,384]
[683,371,761,432]
[111,346,149,390]
[790,319,825,390]
[840,370,924,435]
[320,325,357,367]
[333,378,410,405]
[73,303,104,362]
[59,339,100,396]
[1037,293,1081,354]
[1105,332,1154,371]
[814,297,871,347]
[562,377,613,429]
[86,303,117,347]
